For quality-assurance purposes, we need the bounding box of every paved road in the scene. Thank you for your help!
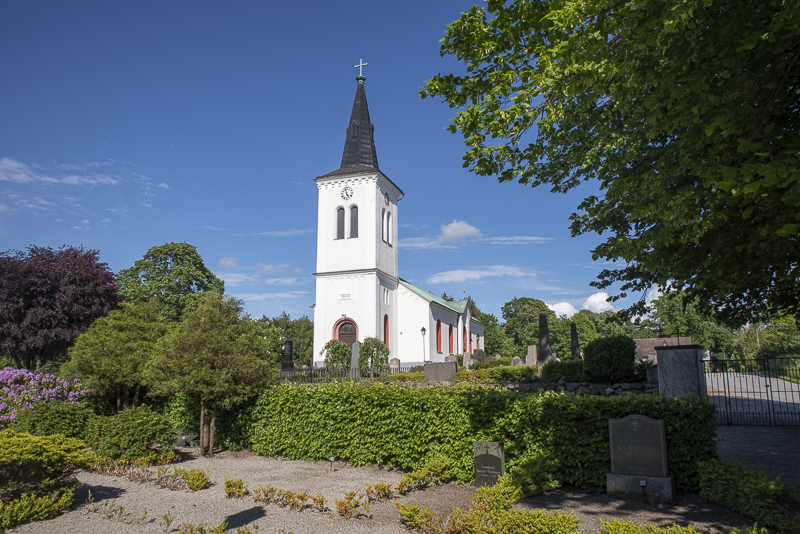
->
[706,372,800,425]
[716,425,800,490]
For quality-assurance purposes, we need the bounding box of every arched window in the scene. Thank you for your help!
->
[381,209,386,242]
[336,207,345,240]
[448,324,454,354]
[463,326,467,353]
[436,320,442,353]
[349,206,358,238]
[384,314,389,349]
[337,320,357,348]
[387,212,392,245]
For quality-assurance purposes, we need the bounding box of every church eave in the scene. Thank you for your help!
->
[314,168,404,197]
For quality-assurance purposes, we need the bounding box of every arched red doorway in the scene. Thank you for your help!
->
[333,318,358,348]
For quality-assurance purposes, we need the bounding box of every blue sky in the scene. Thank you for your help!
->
[0,1,641,321]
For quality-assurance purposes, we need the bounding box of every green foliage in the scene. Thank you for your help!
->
[62,300,168,410]
[117,242,225,323]
[358,337,390,371]
[86,405,176,461]
[541,360,586,382]
[505,392,718,492]
[248,383,716,492]
[173,468,210,491]
[0,430,90,503]
[416,452,459,482]
[698,459,800,532]
[158,392,201,430]
[598,519,718,533]
[321,339,351,368]
[11,401,93,440]
[267,312,314,367]
[146,291,277,455]
[386,371,426,383]
[224,478,248,498]
[478,312,517,359]
[424,0,800,326]
[471,356,512,370]
[584,335,636,383]
[177,521,228,534]
[634,360,655,383]
[0,490,74,530]
[501,297,556,356]
[500,451,561,497]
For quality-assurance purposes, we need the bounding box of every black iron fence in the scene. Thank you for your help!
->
[703,358,800,426]
[279,366,416,384]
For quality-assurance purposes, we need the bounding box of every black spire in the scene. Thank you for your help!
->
[338,78,379,171]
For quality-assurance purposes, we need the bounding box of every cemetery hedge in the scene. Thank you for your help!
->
[246,383,716,491]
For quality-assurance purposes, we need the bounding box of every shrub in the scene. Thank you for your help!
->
[386,371,425,382]
[471,356,512,370]
[583,335,636,383]
[0,367,87,429]
[501,451,561,496]
[634,359,655,382]
[485,366,539,383]
[698,458,800,532]
[11,400,93,440]
[248,383,717,491]
[599,519,726,533]
[224,478,248,498]
[173,468,210,491]
[541,360,586,382]
[0,490,75,530]
[320,339,351,368]
[358,337,390,371]
[0,430,91,503]
[86,405,176,461]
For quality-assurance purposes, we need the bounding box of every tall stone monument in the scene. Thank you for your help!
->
[537,315,557,377]
[280,339,294,379]
[350,340,361,378]
[570,322,582,360]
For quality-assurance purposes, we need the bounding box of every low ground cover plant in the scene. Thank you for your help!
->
[0,430,91,530]
[224,478,248,498]
[698,458,800,532]
[0,367,87,429]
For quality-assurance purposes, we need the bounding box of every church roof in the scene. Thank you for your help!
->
[399,278,468,314]
[320,77,379,178]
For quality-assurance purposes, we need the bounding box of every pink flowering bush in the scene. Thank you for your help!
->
[0,367,87,429]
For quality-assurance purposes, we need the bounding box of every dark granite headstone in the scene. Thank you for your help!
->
[281,339,294,371]
[174,428,199,447]
[609,414,668,477]
[473,349,485,362]
[570,322,581,360]
[474,441,505,487]
[539,315,553,359]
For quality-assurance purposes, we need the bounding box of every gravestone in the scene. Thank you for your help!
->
[424,361,456,383]
[570,322,581,360]
[511,356,523,367]
[655,345,705,398]
[389,358,400,370]
[174,428,199,447]
[444,354,457,364]
[473,349,485,363]
[463,353,472,370]
[350,340,361,378]
[279,339,294,379]
[474,441,505,487]
[526,345,538,367]
[606,414,674,503]
[537,315,557,377]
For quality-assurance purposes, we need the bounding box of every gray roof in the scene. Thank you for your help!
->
[320,79,379,178]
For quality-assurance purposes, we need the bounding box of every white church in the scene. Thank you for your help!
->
[312,70,484,365]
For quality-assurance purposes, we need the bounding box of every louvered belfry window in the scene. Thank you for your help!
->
[350,206,358,238]
[336,208,345,239]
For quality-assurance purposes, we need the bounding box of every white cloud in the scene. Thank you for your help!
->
[548,302,578,317]
[218,272,259,286]
[157,183,169,189]
[219,257,238,268]
[483,236,553,245]
[234,291,309,301]
[106,207,128,216]
[100,218,111,224]
[258,263,290,274]
[440,220,482,243]
[265,277,308,286]
[82,219,90,224]
[0,204,7,213]
[645,286,663,306]
[199,225,228,231]
[0,158,119,185]
[399,237,455,250]
[583,292,614,313]
[427,265,531,284]
[293,267,302,274]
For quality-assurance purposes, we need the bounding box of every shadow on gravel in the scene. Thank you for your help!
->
[224,507,267,530]
[75,483,126,504]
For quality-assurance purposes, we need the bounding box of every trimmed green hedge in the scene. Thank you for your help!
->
[247,383,717,491]
[541,360,586,382]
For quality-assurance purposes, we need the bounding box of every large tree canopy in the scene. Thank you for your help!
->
[0,245,122,369]
[117,242,224,323]
[423,0,800,326]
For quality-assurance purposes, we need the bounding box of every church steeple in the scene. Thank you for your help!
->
[339,78,379,171]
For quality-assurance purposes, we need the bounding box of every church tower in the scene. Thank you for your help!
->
[312,67,404,362]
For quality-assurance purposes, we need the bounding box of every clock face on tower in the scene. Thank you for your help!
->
[341,186,353,200]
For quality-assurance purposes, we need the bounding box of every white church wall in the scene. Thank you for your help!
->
[396,284,431,364]
[431,305,459,360]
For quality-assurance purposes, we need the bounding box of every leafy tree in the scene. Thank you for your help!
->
[478,312,516,358]
[145,292,276,456]
[117,242,224,323]
[0,245,122,370]
[268,312,314,367]
[424,0,800,326]
[320,339,351,368]
[61,300,168,412]
[358,337,390,372]
[246,316,285,363]
[501,297,556,355]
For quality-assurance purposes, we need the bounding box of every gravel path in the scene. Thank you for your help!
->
[8,440,778,534]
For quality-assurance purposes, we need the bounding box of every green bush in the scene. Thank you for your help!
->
[634,359,655,382]
[358,337,390,371]
[386,371,426,382]
[0,490,75,530]
[86,405,176,461]
[598,519,727,533]
[456,367,540,384]
[583,335,636,383]
[0,430,91,503]
[541,360,586,382]
[173,468,210,491]
[320,339,351,368]
[471,356,512,370]
[11,401,93,440]
[698,458,800,532]
[248,383,717,492]
[501,451,561,496]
